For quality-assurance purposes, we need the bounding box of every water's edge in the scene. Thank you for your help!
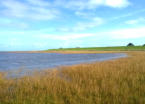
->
[0,53,127,77]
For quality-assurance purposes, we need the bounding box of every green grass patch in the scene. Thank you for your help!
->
[48,46,145,51]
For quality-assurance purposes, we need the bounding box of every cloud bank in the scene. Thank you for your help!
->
[0,0,130,20]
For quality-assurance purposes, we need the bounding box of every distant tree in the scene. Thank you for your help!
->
[143,44,145,46]
[127,43,134,47]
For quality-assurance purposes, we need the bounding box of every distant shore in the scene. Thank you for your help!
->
[2,46,145,54]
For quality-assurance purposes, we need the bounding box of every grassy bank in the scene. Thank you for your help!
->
[8,46,145,53]
[0,52,145,104]
[48,46,145,51]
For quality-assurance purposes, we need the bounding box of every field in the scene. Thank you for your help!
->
[48,46,145,51]
[0,51,145,104]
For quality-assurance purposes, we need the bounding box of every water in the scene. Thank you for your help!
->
[0,52,126,72]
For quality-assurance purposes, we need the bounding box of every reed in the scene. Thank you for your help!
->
[0,52,145,104]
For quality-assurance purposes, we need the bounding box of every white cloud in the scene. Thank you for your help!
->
[0,29,95,49]
[27,0,50,7]
[0,0,59,20]
[108,27,145,39]
[73,17,104,31]
[0,18,29,29]
[0,0,131,21]
[1,26,145,49]
[38,27,145,47]
[28,7,59,20]
[1,0,28,18]
[75,11,96,18]
[60,0,130,10]
[112,9,145,20]
[39,33,95,40]
[38,33,95,48]
[105,0,130,8]
[58,17,104,32]
[125,18,145,25]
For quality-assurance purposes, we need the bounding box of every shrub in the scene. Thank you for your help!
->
[127,43,134,47]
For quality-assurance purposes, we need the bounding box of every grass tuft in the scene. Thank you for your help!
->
[0,52,145,104]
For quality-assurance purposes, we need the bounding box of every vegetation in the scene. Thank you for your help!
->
[127,43,135,47]
[48,46,145,51]
[0,52,145,104]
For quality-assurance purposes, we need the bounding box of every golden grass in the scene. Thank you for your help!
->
[0,52,145,104]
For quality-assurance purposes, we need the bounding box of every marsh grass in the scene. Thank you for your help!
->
[0,52,145,104]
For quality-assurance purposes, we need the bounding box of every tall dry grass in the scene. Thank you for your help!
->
[0,52,145,104]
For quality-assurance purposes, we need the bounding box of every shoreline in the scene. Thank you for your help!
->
[0,52,127,74]
[0,52,145,103]
[1,50,144,54]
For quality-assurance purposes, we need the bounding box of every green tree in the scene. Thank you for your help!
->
[127,43,134,47]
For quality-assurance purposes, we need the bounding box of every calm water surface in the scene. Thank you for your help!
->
[0,52,126,72]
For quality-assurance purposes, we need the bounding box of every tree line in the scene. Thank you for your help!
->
[127,43,145,47]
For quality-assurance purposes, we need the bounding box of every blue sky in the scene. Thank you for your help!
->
[0,0,145,51]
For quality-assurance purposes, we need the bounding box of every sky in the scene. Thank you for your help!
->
[0,0,145,51]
